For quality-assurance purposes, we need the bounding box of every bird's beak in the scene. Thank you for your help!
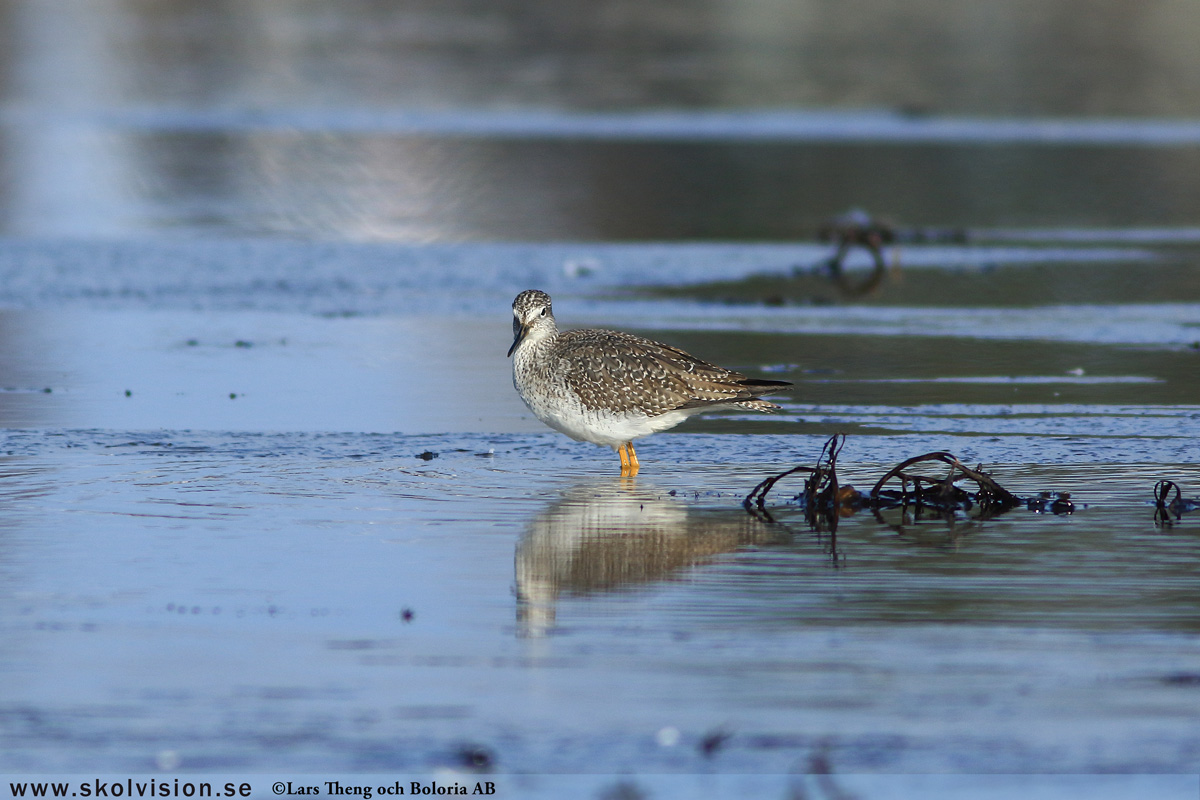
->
[507,321,528,358]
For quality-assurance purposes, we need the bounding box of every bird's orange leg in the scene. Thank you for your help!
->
[626,442,640,475]
[617,443,631,473]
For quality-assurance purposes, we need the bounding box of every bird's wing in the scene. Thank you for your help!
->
[553,329,761,415]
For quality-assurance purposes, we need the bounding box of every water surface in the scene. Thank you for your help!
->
[1,1,1200,796]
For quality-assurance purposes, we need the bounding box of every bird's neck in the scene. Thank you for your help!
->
[520,320,558,353]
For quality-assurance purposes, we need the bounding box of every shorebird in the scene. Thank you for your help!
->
[508,289,792,475]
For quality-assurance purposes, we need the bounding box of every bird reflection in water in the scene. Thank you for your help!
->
[515,479,784,637]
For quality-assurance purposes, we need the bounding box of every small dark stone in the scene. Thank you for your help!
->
[454,744,494,771]
[1161,673,1200,686]
[416,451,439,461]
[699,728,731,758]
[597,781,647,800]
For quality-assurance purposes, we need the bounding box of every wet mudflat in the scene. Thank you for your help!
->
[2,428,1200,784]
[2,2,1200,798]
[0,297,1197,798]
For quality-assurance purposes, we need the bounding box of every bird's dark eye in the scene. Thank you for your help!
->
[540,308,548,316]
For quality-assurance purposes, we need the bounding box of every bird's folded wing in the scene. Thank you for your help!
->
[555,329,756,415]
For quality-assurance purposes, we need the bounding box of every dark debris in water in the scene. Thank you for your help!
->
[1160,672,1200,686]
[0,386,55,394]
[415,450,439,461]
[744,434,1078,545]
[811,209,893,297]
[1026,491,1077,515]
[806,208,970,298]
[596,781,648,800]
[1154,480,1200,527]
[698,727,732,759]
[451,743,494,772]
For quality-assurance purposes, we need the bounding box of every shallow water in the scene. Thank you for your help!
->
[2,1,1200,797]
[3,430,1200,779]
[6,127,1200,240]
[1,313,1198,787]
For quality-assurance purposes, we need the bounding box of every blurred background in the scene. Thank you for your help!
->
[0,0,1198,241]
[5,0,1200,114]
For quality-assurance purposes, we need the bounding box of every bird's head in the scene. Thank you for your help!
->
[508,289,556,357]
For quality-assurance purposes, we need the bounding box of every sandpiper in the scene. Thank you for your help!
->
[508,289,792,475]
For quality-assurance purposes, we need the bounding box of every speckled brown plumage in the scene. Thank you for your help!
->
[508,289,792,472]
[550,328,785,415]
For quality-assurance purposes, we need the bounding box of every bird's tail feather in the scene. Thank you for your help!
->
[733,399,784,413]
